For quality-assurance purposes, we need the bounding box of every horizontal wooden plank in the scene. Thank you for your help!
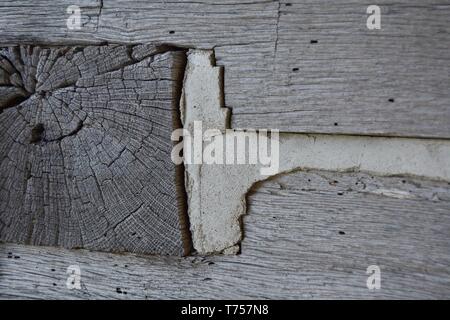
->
[0,45,189,255]
[1,0,449,137]
[222,0,450,137]
[1,171,449,299]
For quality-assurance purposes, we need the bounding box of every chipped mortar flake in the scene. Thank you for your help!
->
[182,49,450,255]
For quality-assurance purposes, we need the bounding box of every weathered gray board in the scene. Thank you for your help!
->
[1,170,450,299]
[1,0,449,137]
[0,45,189,255]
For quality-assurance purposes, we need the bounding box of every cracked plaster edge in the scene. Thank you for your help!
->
[180,49,450,255]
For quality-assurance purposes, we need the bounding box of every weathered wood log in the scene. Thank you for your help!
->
[1,170,449,299]
[0,45,190,255]
[1,0,449,138]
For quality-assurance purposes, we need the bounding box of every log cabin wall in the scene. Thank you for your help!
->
[0,0,450,299]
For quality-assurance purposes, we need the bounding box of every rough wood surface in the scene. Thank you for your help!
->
[1,171,449,299]
[1,0,449,138]
[0,45,189,255]
[226,0,450,137]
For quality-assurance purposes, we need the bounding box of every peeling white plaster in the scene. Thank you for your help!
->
[181,49,450,255]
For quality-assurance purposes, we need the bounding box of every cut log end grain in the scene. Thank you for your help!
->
[0,45,190,256]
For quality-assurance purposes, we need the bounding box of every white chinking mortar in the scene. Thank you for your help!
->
[180,49,450,255]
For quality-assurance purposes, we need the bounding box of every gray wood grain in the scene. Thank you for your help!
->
[1,0,449,137]
[0,45,189,256]
[228,0,450,138]
[1,171,449,299]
